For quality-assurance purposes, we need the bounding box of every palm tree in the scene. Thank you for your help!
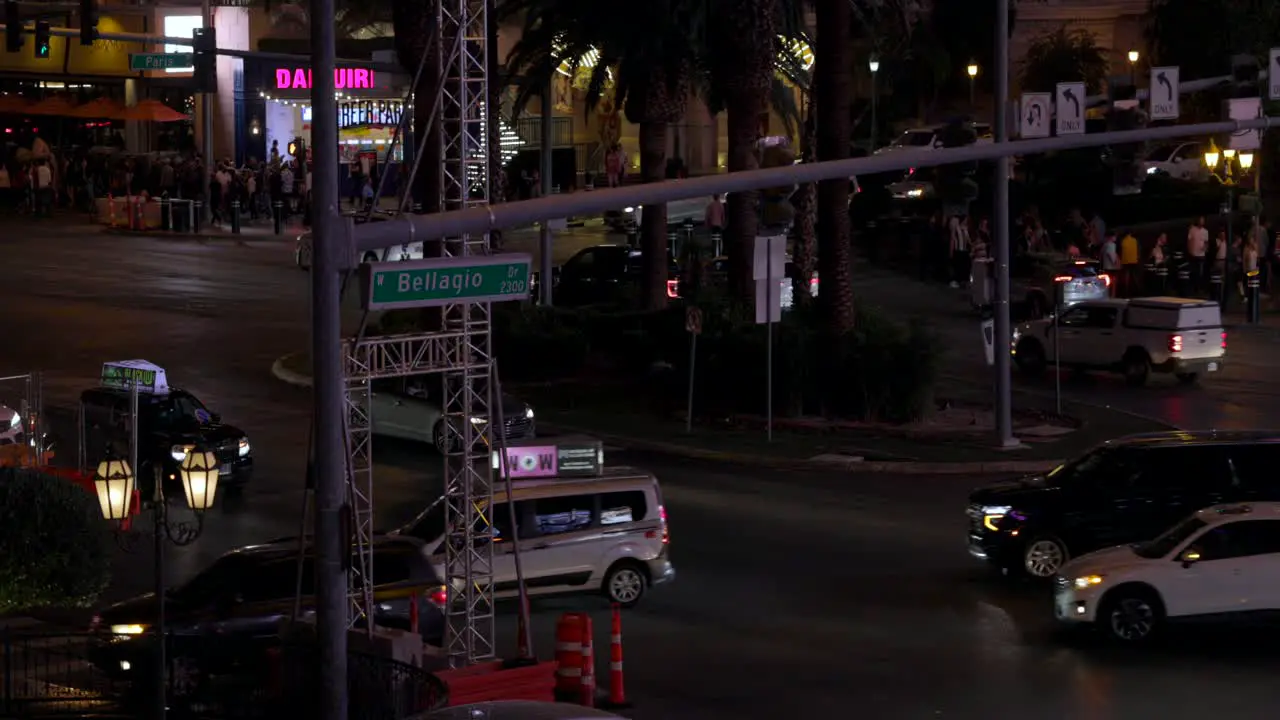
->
[266,1,391,39]
[707,0,777,302]
[812,0,855,334]
[502,0,707,310]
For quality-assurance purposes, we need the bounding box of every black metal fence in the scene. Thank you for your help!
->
[0,629,448,719]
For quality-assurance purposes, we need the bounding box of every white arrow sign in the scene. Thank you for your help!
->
[1149,66,1180,120]
[1270,48,1280,101]
[1055,82,1086,135]
[1020,92,1052,139]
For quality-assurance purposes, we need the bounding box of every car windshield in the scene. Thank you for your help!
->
[1144,144,1179,163]
[1134,516,1207,559]
[1043,446,1128,487]
[893,131,934,147]
[401,500,446,543]
[169,554,253,605]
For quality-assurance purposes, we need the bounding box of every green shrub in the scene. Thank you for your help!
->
[492,303,591,382]
[0,468,112,614]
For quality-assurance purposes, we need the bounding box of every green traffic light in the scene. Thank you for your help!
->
[37,43,49,58]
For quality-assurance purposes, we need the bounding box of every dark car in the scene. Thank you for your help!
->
[81,385,253,497]
[90,536,447,677]
[967,430,1280,579]
[554,245,680,306]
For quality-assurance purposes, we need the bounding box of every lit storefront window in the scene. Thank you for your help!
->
[162,15,202,74]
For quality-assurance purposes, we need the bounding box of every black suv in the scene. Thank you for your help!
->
[554,245,681,306]
[90,535,447,677]
[968,431,1280,578]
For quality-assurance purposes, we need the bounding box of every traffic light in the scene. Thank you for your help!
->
[80,0,97,46]
[1231,53,1260,98]
[192,27,216,93]
[33,20,49,59]
[4,1,21,53]
[935,118,979,216]
[758,140,796,230]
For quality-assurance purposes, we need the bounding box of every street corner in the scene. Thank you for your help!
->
[537,422,812,469]
[271,353,313,388]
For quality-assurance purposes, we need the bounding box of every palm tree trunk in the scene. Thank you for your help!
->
[792,107,817,305]
[814,0,855,334]
[638,120,669,310]
[724,101,761,303]
[393,3,442,216]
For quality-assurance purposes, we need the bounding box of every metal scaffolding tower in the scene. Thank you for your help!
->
[337,0,494,666]
[436,0,496,667]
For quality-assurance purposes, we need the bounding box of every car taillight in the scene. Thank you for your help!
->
[1053,275,1072,283]
[666,279,680,298]
[1169,334,1183,353]
[1221,331,1228,349]
[1100,274,1112,287]
[660,504,669,545]
[428,586,448,607]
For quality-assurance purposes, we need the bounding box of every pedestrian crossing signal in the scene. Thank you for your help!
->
[34,20,50,59]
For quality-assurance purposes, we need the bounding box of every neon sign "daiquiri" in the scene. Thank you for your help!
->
[275,68,377,90]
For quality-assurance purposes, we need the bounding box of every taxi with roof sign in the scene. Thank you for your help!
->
[80,361,254,496]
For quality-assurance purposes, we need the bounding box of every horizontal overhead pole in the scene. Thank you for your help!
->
[1084,72,1265,108]
[351,115,1279,254]
[0,24,403,73]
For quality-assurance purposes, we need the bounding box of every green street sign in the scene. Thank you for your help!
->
[129,53,193,71]
[360,254,533,310]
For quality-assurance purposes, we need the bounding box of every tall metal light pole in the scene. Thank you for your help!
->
[540,60,554,305]
[967,62,979,110]
[200,0,213,221]
[1128,49,1140,88]
[993,0,1015,447]
[308,0,347,712]
[868,58,879,152]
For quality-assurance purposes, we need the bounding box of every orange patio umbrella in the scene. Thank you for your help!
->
[118,100,189,123]
[68,97,125,119]
[0,94,31,113]
[26,95,80,116]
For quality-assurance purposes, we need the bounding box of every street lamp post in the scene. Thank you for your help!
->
[1202,141,1254,310]
[967,63,979,109]
[869,58,880,152]
[1127,49,1140,87]
[95,446,220,720]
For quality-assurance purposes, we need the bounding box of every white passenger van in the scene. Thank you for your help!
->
[396,442,674,607]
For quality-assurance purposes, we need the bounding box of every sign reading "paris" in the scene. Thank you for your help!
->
[275,67,377,91]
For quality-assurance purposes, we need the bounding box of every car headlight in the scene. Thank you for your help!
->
[623,206,635,213]
[906,188,924,198]
[170,444,193,462]
[525,407,535,420]
[981,505,1012,532]
[469,416,487,425]
[111,624,146,636]
[1145,166,1157,175]
[238,437,251,457]
[1073,575,1104,589]
[8,413,19,429]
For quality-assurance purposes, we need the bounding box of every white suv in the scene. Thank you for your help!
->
[1056,503,1280,643]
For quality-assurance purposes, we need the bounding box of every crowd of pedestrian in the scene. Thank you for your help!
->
[922,205,1276,307]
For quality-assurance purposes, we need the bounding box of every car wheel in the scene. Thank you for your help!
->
[1022,536,1068,578]
[1098,588,1163,643]
[602,561,647,608]
[1175,372,1199,385]
[362,251,379,264]
[432,421,461,456]
[1123,349,1150,387]
[1015,340,1047,377]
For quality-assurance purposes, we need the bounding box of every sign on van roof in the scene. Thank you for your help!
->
[100,360,170,395]
[492,440,604,480]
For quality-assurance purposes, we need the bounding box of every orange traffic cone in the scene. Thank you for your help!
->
[603,604,629,708]
[554,612,587,701]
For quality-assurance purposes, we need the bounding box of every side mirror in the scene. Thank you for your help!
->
[1180,549,1201,568]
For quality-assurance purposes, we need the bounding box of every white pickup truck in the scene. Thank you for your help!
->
[1011,297,1225,386]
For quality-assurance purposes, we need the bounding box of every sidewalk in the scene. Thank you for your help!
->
[271,353,1172,474]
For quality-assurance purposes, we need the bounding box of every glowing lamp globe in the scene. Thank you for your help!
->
[94,459,135,521]
[179,449,220,511]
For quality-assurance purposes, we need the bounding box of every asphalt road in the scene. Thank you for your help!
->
[8,218,1280,719]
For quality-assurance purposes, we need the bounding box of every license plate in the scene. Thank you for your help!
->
[1208,362,1219,372]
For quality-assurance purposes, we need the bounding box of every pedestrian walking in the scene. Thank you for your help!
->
[1187,216,1209,295]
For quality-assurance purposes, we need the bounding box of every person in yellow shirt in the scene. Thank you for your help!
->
[1119,230,1140,297]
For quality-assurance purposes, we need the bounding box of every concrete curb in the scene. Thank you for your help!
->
[102,227,294,242]
[539,422,1063,475]
[268,356,1061,474]
[271,354,313,388]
